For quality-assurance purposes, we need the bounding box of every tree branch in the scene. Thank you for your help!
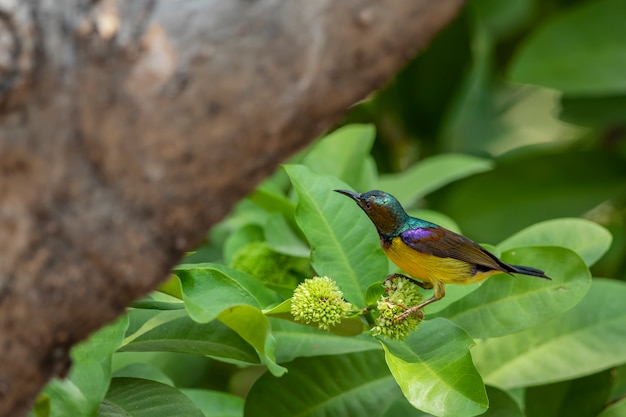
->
[0,0,464,415]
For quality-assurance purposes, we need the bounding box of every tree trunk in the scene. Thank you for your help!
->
[0,0,464,415]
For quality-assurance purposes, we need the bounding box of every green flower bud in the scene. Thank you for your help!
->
[290,276,352,330]
[372,277,423,340]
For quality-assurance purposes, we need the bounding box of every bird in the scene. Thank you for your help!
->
[334,189,550,321]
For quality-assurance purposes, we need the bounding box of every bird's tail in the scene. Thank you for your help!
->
[508,264,551,280]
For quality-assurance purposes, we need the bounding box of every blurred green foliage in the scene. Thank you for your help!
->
[30,0,626,416]
[344,0,626,281]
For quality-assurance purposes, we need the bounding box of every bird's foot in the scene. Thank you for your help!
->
[393,306,424,322]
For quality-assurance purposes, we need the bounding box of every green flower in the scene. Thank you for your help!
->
[372,277,423,340]
[290,276,352,330]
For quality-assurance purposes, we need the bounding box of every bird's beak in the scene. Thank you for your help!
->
[334,189,361,202]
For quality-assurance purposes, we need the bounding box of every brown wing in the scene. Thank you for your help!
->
[400,227,512,273]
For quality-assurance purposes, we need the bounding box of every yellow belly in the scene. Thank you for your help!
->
[383,237,496,285]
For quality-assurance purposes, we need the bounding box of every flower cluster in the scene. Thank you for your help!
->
[290,276,352,330]
[372,277,423,340]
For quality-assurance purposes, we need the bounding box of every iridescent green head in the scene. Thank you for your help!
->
[334,189,409,236]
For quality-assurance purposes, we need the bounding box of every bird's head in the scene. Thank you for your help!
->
[334,189,409,236]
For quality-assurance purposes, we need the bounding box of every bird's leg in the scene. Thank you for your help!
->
[383,273,434,290]
[394,281,445,322]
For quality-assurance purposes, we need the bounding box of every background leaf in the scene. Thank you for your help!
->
[472,279,626,388]
[112,363,174,386]
[223,224,264,265]
[524,370,612,417]
[377,154,493,207]
[111,352,213,390]
[97,378,203,417]
[435,246,591,338]
[119,309,259,365]
[217,305,286,376]
[560,95,626,127]
[264,213,310,258]
[598,399,626,417]
[42,315,129,417]
[269,318,380,363]
[439,16,500,156]
[498,218,612,266]
[245,351,401,417]
[302,124,377,191]
[509,0,626,95]
[381,398,431,417]
[484,386,524,417]
[285,165,388,306]
[175,263,281,323]
[181,389,244,417]
[471,0,533,40]
[248,179,296,223]
[429,150,626,243]
[382,318,488,417]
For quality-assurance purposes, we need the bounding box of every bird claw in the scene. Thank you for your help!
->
[393,306,423,322]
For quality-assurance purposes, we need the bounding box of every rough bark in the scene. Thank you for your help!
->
[0,0,464,415]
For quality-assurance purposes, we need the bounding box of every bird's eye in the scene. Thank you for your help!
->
[365,201,373,210]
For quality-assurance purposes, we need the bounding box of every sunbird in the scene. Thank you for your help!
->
[335,189,550,321]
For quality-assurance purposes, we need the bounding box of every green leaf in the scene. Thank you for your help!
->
[112,363,174,386]
[498,218,612,267]
[381,318,488,417]
[269,318,380,363]
[119,309,259,365]
[493,86,585,155]
[439,19,501,155]
[180,389,244,417]
[381,398,431,417]
[30,395,51,417]
[245,351,401,417]
[223,224,264,265]
[268,306,367,337]
[156,275,183,300]
[217,304,286,376]
[611,364,626,402]
[264,213,310,258]
[302,124,377,190]
[131,291,185,310]
[472,279,626,388]
[263,299,292,315]
[560,95,626,127]
[175,263,281,323]
[43,315,129,417]
[97,378,203,417]
[509,0,626,95]
[471,0,533,39]
[365,282,385,306]
[435,246,591,338]
[377,154,493,207]
[525,370,612,417]
[248,179,296,221]
[111,352,213,389]
[599,398,626,417]
[484,386,523,417]
[423,282,484,315]
[429,150,626,243]
[284,165,388,307]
